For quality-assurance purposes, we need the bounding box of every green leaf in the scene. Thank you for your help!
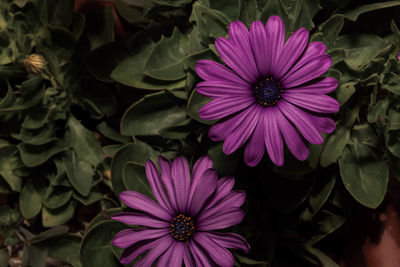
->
[318,14,344,49]
[39,0,74,28]
[190,2,229,44]
[80,220,125,267]
[368,98,390,123]
[68,115,103,167]
[388,108,400,131]
[306,247,340,267]
[81,83,119,117]
[0,146,24,191]
[307,210,345,245]
[391,20,400,41]
[208,143,241,176]
[86,6,115,50]
[234,253,268,266]
[0,206,21,226]
[209,0,240,20]
[42,188,72,209]
[63,150,94,197]
[387,130,400,157]
[339,142,388,208]
[123,161,153,199]
[73,187,103,205]
[144,27,188,81]
[18,125,57,145]
[111,141,158,196]
[19,180,42,219]
[18,140,67,167]
[238,0,257,26]
[335,81,356,106]
[344,1,400,21]
[41,200,76,227]
[121,91,186,136]
[320,125,351,167]
[259,0,290,28]
[309,174,336,215]
[97,121,131,143]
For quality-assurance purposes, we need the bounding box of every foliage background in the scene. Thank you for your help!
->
[0,0,400,266]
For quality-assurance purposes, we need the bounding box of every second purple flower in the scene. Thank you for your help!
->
[196,16,340,167]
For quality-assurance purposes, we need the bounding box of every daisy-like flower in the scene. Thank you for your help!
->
[195,16,340,166]
[111,155,249,266]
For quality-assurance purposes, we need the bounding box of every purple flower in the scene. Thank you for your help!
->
[195,16,340,167]
[397,52,400,61]
[111,155,249,266]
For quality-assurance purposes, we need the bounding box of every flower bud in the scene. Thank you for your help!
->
[24,54,47,74]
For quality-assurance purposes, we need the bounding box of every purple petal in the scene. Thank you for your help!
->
[111,212,169,228]
[223,104,261,154]
[285,77,337,94]
[250,20,270,76]
[182,242,195,267]
[197,208,245,231]
[275,110,309,161]
[171,157,191,213]
[195,60,249,86]
[308,114,336,134]
[204,232,250,253]
[156,241,183,267]
[277,101,323,144]
[264,108,284,166]
[188,155,213,207]
[120,238,164,265]
[283,92,340,113]
[134,235,172,267]
[275,28,309,79]
[204,177,235,210]
[199,191,246,221]
[145,160,173,214]
[188,169,218,217]
[215,37,259,83]
[113,228,168,248]
[282,41,326,81]
[119,191,172,221]
[209,105,256,142]
[199,96,255,121]
[158,156,179,213]
[266,16,285,76]
[196,81,252,98]
[189,240,213,267]
[244,114,265,166]
[194,233,234,267]
[280,55,332,88]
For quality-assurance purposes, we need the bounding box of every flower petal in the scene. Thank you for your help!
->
[205,231,250,253]
[229,21,252,53]
[197,208,245,231]
[283,92,339,113]
[244,114,265,166]
[285,77,337,94]
[120,239,162,265]
[282,41,326,81]
[145,160,173,214]
[182,242,196,267]
[277,101,323,144]
[156,241,183,267]
[112,228,168,248]
[188,155,213,207]
[195,60,249,86]
[158,156,179,213]
[264,108,284,166]
[119,191,172,221]
[171,157,191,213]
[134,235,172,267]
[188,169,218,217]
[204,177,235,210]
[199,191,246,221]
[189,240,213,267]
[111,212,169,228]
[196,81,252,98]
[308,114,336,134]
[250,20,270,76]
[215,37,259,83]
[209,104,256,141]
[280,55,332,88]
[275,110,309,161]
[266,16,285,75]
[194,232,235,267]
[274,28,309,79]
[199,96,255,121]
[223,104,261,154]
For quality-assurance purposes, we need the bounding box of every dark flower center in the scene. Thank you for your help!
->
[169,214,195,241]
[254,77,283,107]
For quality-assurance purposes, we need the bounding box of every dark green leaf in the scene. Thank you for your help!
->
[63,150,94,197]
[320,125,351,167]
[344,1,400,21]
[121,91,186,136]
[319,14,344,49]
[123,161,153,198]
[238,0,257,26]
[19,180,42,219]
[86,6,115,50]
[41,200,76,227]
[186,90,214,125]
[18,140,67,167]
